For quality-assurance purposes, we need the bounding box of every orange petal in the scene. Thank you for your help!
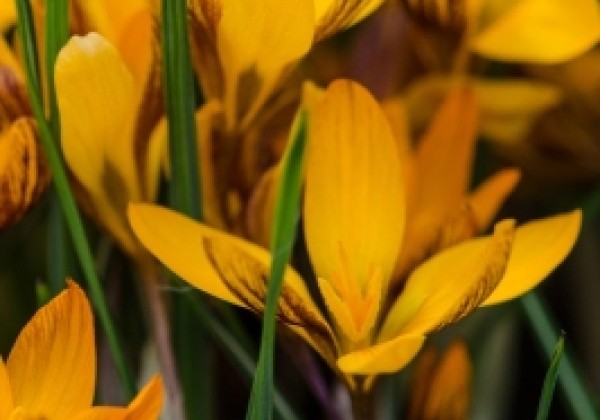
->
[337,334,425,375]
[483,210,582,306]
[126,374,164,418]
[469,168,521,231]
[7,281,95,418]
[0,358,14,417]
[304,79,405,288]
[413,87,478,216]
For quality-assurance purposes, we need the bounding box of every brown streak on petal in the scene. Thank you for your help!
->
[434,220,514,330]
[0,118,49,228]
[202,235,337,353]
[189,1,224,100]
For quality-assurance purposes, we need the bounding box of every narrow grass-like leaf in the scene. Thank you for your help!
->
[536,332,565,420]
[161,0,207,416]
[185,292,299,420]
[45,0,68,141]
[162,0,201,218]
[246,109,308,420]
[522,293,597,419]
[44,0,71,295]
[15,0,135,397]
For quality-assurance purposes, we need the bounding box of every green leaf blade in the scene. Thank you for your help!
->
[246,109,308,420]
[536,332,565,420]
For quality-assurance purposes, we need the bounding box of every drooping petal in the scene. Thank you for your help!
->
[381,219,515,341]
[56,33,141,256]
[128,203,337,358]
[7,281,95,418]
[0,358,14,417]
[483,210,582,306]
[337,334,425,375]
[472,0,600,64]
[475,79,562,144]
[128,203,244,306]
[304,79,405,288]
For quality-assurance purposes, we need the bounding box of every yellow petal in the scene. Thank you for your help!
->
[337,334,425,375]
[314,0,385,40]
[72,408,127,420]
[469,168,521,231]
[0,2,16,32]
[381,220,515,340]
[304,79,404,288]
[483,210,582,306]
[472,0,600,63]
[214,0,314,128]
[128,203,244,306]
[0,358,14,417]
[56,33,141,256]
[475,79,562,144]
[7,281,95,418]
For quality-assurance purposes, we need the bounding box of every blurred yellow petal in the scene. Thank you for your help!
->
[56,33,141,255]
[408,341,472,420]
[382,220,515,340]
[72,408,127,420]
[476,79,562,144]
[472,0,600,63]
[305,79,404,287]
[469,168,521,231]
[337,334,425,375]
[483,210,582,306]
[7,281,95,418]
[0,358,14,417]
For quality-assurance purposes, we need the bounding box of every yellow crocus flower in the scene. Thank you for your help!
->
[55,25,163,262]
[0,281,163,419]
[188,0,385,232]
[128,80,580,389]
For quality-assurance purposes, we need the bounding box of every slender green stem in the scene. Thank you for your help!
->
[45,0,70,295]
[521,293,597,419]
[162,1,206,417]
[16,0,135,397]
[185,292,299,420]
[246,111,308,420]
[536,332,565,420]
